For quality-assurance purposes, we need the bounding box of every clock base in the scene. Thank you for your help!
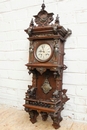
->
[24,105,62,129]
[24,87,69,129]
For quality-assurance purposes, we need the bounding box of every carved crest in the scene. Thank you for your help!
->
[33,3,54,26]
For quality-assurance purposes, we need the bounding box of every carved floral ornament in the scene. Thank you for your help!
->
[24,2,72,40]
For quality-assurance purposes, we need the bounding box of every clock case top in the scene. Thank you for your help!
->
[24,3,72,74]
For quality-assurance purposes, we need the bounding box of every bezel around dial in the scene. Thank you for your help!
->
[34,42,53,62]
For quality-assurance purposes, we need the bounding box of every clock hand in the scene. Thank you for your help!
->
[39,50,43,52]
[42,45,45,52]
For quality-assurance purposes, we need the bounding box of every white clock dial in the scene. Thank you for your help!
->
[36,44,52,61]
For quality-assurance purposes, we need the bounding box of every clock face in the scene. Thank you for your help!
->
[35,43,52,62]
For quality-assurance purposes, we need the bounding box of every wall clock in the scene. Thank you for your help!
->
[23,2,72,129]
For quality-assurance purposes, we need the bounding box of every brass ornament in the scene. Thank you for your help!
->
[41,78,52,94]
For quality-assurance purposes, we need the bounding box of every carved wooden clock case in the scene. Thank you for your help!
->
[23,3,72,129]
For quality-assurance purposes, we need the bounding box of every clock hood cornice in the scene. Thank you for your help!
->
[24,3,72,40]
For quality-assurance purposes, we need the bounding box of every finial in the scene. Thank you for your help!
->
[41,0,45,10]
[29,18,34,27]
[55,14,60,24]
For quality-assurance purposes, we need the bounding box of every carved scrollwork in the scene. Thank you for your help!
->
[29,46,34,53]
[64,28,72,39]
[53,90,59,98]
[63,64,67,70]
[61,89,70,103]
[29,41,34,53]
[27,86,37,99]
[54,41,59,53]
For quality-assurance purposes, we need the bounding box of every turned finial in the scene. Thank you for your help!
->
[55,14,60,24]
[41,0,45,10]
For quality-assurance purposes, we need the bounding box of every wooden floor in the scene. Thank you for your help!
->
[0,105,87,130]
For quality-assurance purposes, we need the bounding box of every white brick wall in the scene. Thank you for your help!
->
[0,0,87,123]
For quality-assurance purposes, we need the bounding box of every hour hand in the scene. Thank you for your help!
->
[39,50,43,52]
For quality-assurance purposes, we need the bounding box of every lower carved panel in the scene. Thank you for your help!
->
[24,87,69,129]
[24,103,63,129]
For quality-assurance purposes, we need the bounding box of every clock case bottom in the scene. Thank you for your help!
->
[23,69,69,129]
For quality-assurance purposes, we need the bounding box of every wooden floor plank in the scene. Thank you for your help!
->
[0,105,87,130]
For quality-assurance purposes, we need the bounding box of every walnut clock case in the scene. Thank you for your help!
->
[23,3,72,129]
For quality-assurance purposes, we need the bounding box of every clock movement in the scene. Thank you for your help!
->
[23,2,72,129]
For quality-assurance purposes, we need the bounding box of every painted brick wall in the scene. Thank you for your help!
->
[0,0,87,122]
